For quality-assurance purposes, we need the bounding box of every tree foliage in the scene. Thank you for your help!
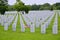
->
[52,3,60,10]
[31,4,40,10]
[0,0,60,14]
[0,0,8,14]
[13,0,31,13]
[39,3,51,10]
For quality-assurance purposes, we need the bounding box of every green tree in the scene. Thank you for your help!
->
[53,3,60,10]
[31,4,40,10]
[14,0,30,13]
[0,0,8,14]
[39,3,51,10]
[14,1,24,11]
[24,5,31,13]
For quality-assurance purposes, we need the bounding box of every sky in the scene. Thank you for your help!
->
[8,0,60,5]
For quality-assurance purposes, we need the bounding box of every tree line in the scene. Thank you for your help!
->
[0,0,60,14]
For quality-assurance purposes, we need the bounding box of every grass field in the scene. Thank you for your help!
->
[0,13,60,40]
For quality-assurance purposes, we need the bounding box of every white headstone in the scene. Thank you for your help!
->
[52,25,58,34]
[20,14,25,32]
[12,23,16,31]
[52,13,58,34]
[30,23,35,32]
[41,24,46,34]
[4,23,8,31]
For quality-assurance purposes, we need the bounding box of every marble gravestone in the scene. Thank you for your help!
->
[4,23,8,31]
[20,14,25,32]
[41,24,46,34]
[12,23,16,31]
[12,15,18,31]
[52,25,58,34]
[52,13,58,34]
[30,22,35,32]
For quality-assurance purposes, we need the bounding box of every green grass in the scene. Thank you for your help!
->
[0,13,60,40]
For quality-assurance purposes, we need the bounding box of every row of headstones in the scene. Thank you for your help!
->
[41,13,55,34]
[20,13,58,34]
[53,10,60,16]
[5,11,17,15]
[53,13,58,34]
[3,11,58,34]
[4,12,58,34]
[24,15,51,28]
[12,14,18,31]
[5,10,54,28]
[0,15,16,30]
[4,14,20,31]
[3,13,51,32]
[4,16,16,30]
[22,11,53,28]
[0,15,8,26]
[3,14,17,31]
[20,12,58,34]
[20,12,52,32]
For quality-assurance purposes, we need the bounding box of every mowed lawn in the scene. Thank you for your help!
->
[0,13,60,40]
